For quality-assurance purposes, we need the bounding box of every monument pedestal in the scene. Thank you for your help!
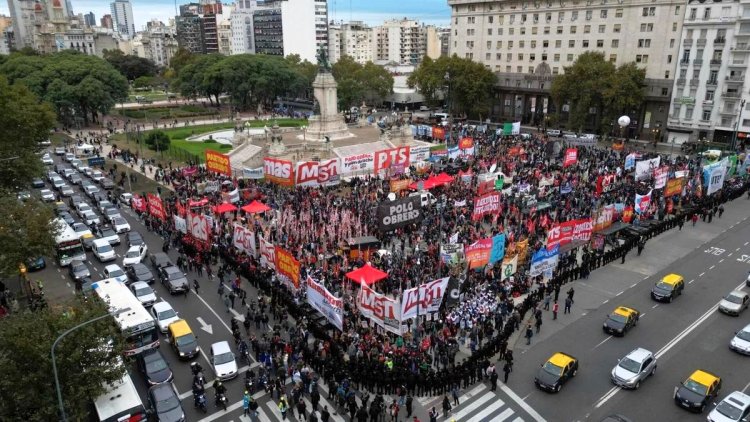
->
[305,72,351,142]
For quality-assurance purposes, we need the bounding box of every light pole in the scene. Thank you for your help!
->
[730,99,746,152]
[52,308,129,422]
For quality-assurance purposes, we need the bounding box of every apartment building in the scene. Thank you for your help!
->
[131,22,178,67]
[110,0,135,39]
[448,0,685,136]
[328,20,374,64]
[373,18,427,65]
[667,0,750,144]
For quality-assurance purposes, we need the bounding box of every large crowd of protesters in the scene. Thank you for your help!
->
[97,123,749,421]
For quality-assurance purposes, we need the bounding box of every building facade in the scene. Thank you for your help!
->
[448,0,685,137]
[132,22,178,66]
[373,18,427,65]
[110,0,135,39]
[230,0,256,54]
[328,20,373,64]
[101,14,113,30]
[667,0,750,145]
[83,12,96,27]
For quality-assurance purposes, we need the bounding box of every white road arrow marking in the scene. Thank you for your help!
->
[196,317,213,334]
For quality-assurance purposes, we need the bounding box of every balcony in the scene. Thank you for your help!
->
[720,108,737,115]
[703,100,714,107]
[693,59,703,66]
[732,44,750,51]
[683,38,694,46]
[729,61,747,67]
[710,59,723,65]
[690,79,701,86]
[680,59,690,66]
[706,79,718,86]
[723,91,742,99]
[676,77,686,85]
[697,38,707,47]
[714,37,726,45]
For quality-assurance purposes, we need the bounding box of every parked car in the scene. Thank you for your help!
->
[100,178,115,190]
[32,178,45,188]
[68,260,91,281]
[40,189,55,202]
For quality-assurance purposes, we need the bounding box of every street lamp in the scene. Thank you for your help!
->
[730,99,746,152]
[52,308,130,422]
[444,71,451,125]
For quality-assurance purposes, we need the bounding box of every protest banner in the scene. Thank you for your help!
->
[147,193,166,220]
[341,152,375,174]
[374,146,410,175]
[242,167,264,179]
[596,174,619,196]
[409,145,431,162]
[390,179,412,193]
[546,218,593,249]
[376,196,423,231]
[664,178,684,197]
[465,238,492,269]
[275,246,301,290]
[188,213,210,241]
[401,277,450,320]
[529,245,560,277]
[232,224,256,257]
[357,284,403,335]
[205,150,231,176]
[471,192,501,221]
[173,215,187,234]
[132,194,147,212]
[263,157,295,187]
[259,237,275,270]
[306,276,344,331]
[563,148,578,168]
[635,157,660,181]
[440,243,463,264]
[489,234,506,265]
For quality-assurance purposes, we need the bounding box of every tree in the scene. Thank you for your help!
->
[550,52,645,134]
[103,49,159,80]
[144,130,171,151]
[175,54,224,105]
[331,56,394,110]
[0,76,56,193]
[0,299,125,420]
[0,196,58,276]
[358,62,394,106]
[408,55,496,118]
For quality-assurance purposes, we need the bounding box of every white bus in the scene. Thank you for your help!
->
[93,278,159,356]
[93,367,147,422]
[54,218,86,266]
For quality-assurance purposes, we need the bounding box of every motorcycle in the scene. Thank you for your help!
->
[193,372,205,388]
[193,392,207,413]
[215,392,228,411]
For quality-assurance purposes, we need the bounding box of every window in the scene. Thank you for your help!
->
[571,26,577,34]
[596,39,603,47]
[530,54,536,61]
[508,41,514,48]
[468,16,476,24]
[506,66,511,72]
[586,10,592,20]
[636,54,649,63]
[683,49,691,62]
[667,55,672,63]
[518,53,524,60]
[544,26,550,34]
[529,66,535,73]
[546,12,552,22]
[703,7,711,20]
[679,69,687,78]
[638,39,651,48]
[488,16,494,23]
[685,107,693,119]
[670,39,675,48]
[496,53,502,60]
[543,40,549,47]
[517,66,523,73]
[572,11,578,21]
[583,40,590,47]
[569,40,575,47]
[705,90,714,101]
[615,8,623,18]
[601,10,608,18]
[542,53,548,61]
[689,8,697,20]
[584,25,591,33]
[702,109,711,120]
[465,52,473,59]
[642,7,655,16]
[466,29,475,36]
[613,24,621,33]
[567,54,574,62]
[612,39,619,48]
[520,27,526,35]
[712,49,722,61]
[520,41,525,48]
[675,6,680,16]
[609,54,617,62]
[496,41,502,49]
[466,41,474,48]
[554,53,560,62]
[488,28,493,35]
[510,28,515,35]
[510,14,515,24]
[498,28,503,35]
[486,53,491,61]
[532,27,538,35]
[507,54,512,61]
[487,41,492,49]
[599,25,606,33]
[709,70,718,82]
[499,16,504,24]
[692,69,699,78]
[665,71,670,79]
[553,67,559,74]
[531,41,537,48]
[673,22,677,32]
[522,13,527,23]
[557,26,564,34]
[533,13,539,23]
[558,12,565,22]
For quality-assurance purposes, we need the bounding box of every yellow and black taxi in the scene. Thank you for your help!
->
[534,352,578,393]
[651,273,685,302]
[674,369,721,413]
[603,306,640,336]
[167,319,200,360]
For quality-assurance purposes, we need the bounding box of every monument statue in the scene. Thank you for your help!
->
[316,46,331,73]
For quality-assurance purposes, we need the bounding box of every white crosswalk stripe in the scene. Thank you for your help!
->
[418,383,527,422]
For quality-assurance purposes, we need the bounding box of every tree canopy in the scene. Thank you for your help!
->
[331,56,394,110]
[408,55,497,118]
[0,51,128,126]
[103,49,159,81]
[0,299,125,420]
[550,52,645,134]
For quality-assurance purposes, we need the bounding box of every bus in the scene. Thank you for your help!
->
[54,218,86,266]
[93,278,159,356]
[93,365,147,422]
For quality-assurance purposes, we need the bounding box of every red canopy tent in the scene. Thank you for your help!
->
[214,202,237,213]
[434,172,454,185]
[345,263,388,285]
[408,175,440,191]
[241,200,271,214]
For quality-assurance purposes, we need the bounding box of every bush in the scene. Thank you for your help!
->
[144,130,171,151]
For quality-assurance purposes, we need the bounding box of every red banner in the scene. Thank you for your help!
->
[622,206,634,223]
[464,238,493,269]
[546,218,593,250]
[433,127,445,140]
[596,174,618,196]
[563,148,578,168]
[508,146,524,157]
[374,146,410,175]
[263,157,295,187]
[664,178,684,197]
[131,194,147,212]
[147,193,166,220]
[274,246,301,290]
[471,192,501,221]
[593,205,615,232]
[458,137,474,149]
[205,150,231,176]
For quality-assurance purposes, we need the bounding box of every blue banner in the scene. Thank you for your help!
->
[529,245,560,277]
[489,234,506,265]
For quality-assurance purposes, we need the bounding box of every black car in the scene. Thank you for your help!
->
[68,260,91,281]
[137,349,173,386]
[149,252,173,271]
[127,231,145,247]
[159,266,189,294]
[58,212,75,226]
[32,178,45,188]
[148,383,185,422]
[127,263,155,285]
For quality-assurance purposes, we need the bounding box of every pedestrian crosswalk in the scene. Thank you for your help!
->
[417,382,526,422]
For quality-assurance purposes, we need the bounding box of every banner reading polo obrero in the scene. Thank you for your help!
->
[232,224,256,257]
[374,146,410,176]
[147,193,166,220]
[205,150,231,176]
[471,192,501,221]
[263,157,295,187]
[340,152,375,174]
[357,283,403,335]
[259,237,275,270]
[306,276,344,331]
[274,246,300,290]
[465,238,492,269]
[401,277,450,320]
[376,196,423,231]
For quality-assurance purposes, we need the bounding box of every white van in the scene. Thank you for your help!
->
[409,191,437,207]
[93,238,116,262]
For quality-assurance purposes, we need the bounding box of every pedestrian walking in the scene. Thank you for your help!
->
[552,300,559,320]
[223,294,231,313]
[489,369,498,391]
[564,297,572,314]
[535,316,542,334]
[278,397,289,420]
[692,213,698,226]
[218,282,225,296]
[442,395,452,417]
[451,385,459,406]
[503,361,512,383]
[243,391,251,416]
[718,204,724,218]
[543,292,551,310]
[229,290,236,309]
[193,279,200,295]
[637,238,645,256]
[405,393,413,417]
[525,324,533,345]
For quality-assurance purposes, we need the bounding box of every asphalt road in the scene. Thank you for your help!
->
[504,206,750,422]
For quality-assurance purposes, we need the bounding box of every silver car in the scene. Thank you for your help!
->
[719,290,750,316]
[611,347,657,389]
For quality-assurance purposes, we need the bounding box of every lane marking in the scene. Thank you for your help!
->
[745,242,749,246]
[699,272,706,277]
[602,299,609,304]
[178,362,260,399]
[738,248,742,251]
[594,279,747,409]
[499,384,548,422]
[631,283,638,288]
[193,290,233,334]
[729,253,733,257]
[689,279,695,284]
[640,313,646,318]
[615,291,623,297]
[593,336,613,349]
[709,265,716,270]
[652,304,659,309]
[719,259,725,263]
[743,381,750,393]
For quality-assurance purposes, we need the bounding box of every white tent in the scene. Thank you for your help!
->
[75,143,95,157]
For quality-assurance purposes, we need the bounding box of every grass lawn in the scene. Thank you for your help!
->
[115,104,220,120]
[107,160,164,195]
[127,90,171,102]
